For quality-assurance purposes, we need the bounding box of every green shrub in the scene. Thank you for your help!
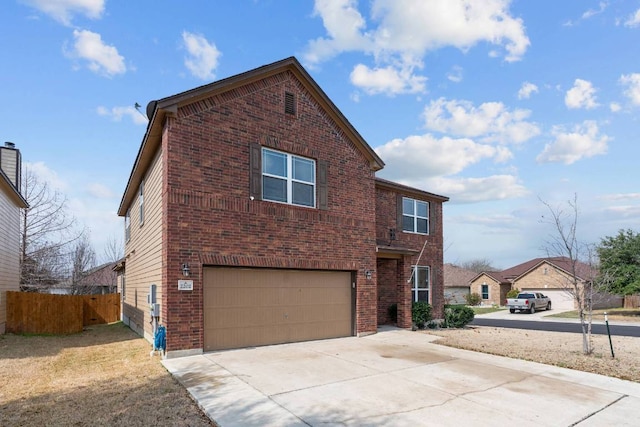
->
[465,292,482,306]
[387,303,398,323]
[412,302,432,329]
[506,288,521,299]
[443,305,475,328]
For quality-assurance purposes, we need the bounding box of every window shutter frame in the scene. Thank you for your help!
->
[396,194,403,230]
[249,143,262,200]
[318,159,328,210]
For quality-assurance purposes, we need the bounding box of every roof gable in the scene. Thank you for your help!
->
[118,57,384,216]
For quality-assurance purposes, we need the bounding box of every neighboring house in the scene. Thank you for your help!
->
[443,264,474,305]
[117,57,448,356]
[48,262,119,295]
[469,271,510,307]
[470,257,622,310]
[0,142,27,334]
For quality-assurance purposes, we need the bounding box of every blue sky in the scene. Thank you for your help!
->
[2,0,639,268]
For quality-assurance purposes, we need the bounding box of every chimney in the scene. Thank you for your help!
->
[0,141,22,190]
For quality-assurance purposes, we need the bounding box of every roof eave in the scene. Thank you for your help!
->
[375,177,449,202]
[0,169,28,208]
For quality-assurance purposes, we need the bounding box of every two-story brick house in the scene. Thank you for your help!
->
[0,142,27,334]
[118,57,448,357]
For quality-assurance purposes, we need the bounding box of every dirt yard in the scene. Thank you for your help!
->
[424,326,640,382]
[0,323,214,427]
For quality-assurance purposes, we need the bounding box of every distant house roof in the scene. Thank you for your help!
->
[0,167,27,208]
[78,262,118,287]
[118,56,386,216]
[443,264,476,287]
[473,256,597,285]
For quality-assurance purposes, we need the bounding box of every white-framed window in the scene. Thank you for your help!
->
[124,208,131,242]
[402,197,429,234]
[481,284,489,300]
[262,148,315,207]
[411,266,430,302]
[139,180,145,226]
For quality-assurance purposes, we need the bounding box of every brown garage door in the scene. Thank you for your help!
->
[203,268,353,351]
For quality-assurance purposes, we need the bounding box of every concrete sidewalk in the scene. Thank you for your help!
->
[163,329,640,426]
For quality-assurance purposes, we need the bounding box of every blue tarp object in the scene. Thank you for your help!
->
[154,325,166,351]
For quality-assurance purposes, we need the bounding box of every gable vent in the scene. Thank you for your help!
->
[284,92,296,115]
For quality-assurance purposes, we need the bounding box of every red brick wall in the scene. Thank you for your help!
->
[375,186,445,319]
[161,71,379,352]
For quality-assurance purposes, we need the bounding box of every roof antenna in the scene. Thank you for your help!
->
[134,102,148,120]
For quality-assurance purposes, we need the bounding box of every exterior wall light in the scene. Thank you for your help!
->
[182,263,190,277]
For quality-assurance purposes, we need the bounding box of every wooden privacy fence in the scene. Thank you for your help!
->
[624,294,640,309]
[6,292,120,335]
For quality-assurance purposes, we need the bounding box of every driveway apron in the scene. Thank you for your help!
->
[163,328,640,426]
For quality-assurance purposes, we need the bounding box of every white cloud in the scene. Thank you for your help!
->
[426,175,528,203]
[599,193,640,201]
[609,102,622,112]
[422,98,540,144]
[87,183,115,199]
[25,161,69,192]
[21,0,105,26]
[565,79,599,109]
[375,134,511,180]
[96,106,148,125]
[624,9,640,27]
[517,82,538,99]
[374,132,526,203]
[446,65,463,83]
[349,63,426,95]
[304,0,371,65]
[182,31,221,80]
[370,0,530,62]
[304,0,530,95]
[582,2,608,20]
[69,29,126,77]
[602,205,640,218]
[536,121,610,165]
[620,73,640,105]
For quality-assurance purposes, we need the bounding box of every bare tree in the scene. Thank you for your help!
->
[20,166,83,291]
[70,234,97,294]
[102,234,124,264]
[540,194,604,355]
[459,258,497,273]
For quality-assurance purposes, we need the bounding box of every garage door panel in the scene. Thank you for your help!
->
[521,288,575,310]
[204,268,353,351]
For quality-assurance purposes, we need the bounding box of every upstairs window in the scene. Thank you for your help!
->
[139,180,145,226]
[411,266,430,302]
[262,148,315,207]
[402,197,429,234]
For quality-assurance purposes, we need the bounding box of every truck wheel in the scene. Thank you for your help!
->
[529,305,535,314]
[509,308,515,313]
[546,302,552,311]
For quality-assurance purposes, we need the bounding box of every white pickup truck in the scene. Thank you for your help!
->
[506,292,551,314]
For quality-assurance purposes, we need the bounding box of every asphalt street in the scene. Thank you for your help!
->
[471,317,640,337]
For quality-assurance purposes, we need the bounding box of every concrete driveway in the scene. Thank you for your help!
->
[163,328,640,426]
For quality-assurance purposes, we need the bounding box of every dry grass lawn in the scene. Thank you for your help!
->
[424,326,640,383]
[0,322,214,427]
